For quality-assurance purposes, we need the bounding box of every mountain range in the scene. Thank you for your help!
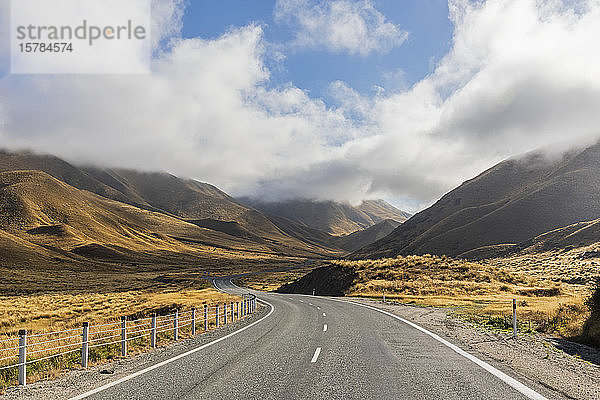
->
[353,141,600,259]
[0,150,410,267]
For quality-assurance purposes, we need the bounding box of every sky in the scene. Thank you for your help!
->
[1,0,600,212]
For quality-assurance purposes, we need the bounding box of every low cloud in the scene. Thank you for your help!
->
[274,0,408,56]
[1,0,600,212]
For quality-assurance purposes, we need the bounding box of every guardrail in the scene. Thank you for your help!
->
[0,294,257,386]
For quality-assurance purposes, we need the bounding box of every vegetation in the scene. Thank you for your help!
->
[581,280,600,347]
[331,255,588,338]
[0,286,242,390]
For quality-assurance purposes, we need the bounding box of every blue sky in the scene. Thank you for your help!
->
[181,0,453,103]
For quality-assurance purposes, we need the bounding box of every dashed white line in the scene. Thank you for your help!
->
[322,312,326,317]
[299,300,304,303]
[309,303,313,306]
[323,324,327,332]
[317,306,321,310]
[311,347,322,363]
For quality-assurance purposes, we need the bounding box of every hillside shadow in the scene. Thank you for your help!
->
[548,337,600,366]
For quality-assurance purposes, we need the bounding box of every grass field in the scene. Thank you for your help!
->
[337,255,589,338]
[0,253,302,391]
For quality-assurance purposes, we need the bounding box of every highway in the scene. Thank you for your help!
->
[70,278,557,400]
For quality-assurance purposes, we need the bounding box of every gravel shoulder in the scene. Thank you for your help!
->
[352,298,600,400]
[1,305,269,400]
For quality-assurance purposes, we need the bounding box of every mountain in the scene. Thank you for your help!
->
[0,151,345,261]
[333,219,401,252]
[353,142,600,259]
[239,198,411,236]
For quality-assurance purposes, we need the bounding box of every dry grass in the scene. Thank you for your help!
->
[331,255,589,338]
[0,286,243,390]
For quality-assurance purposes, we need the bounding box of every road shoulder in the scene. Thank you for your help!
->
[349,298,600,400]
[2,305,270,400]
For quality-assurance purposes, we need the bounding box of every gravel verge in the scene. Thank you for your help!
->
[1,305,269,400]
[352,298,600,400]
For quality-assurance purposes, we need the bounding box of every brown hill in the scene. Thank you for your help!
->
[353,142,600,259]
[0,169,343,267]
[0,152,346,258]
[333,219,401,252]
[240,198,410,236]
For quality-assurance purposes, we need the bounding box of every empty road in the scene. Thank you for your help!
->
[70,279,558,400]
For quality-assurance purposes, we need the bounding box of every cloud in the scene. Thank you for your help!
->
[274,0,408,56]
[2,0,600,212]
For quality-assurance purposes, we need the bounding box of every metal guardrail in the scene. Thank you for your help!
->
[0,294,257,386]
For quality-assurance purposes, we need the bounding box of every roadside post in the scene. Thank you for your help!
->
[215,305,219,327]
[121,317,127,357]
[18,329,27,386]
[151,314,157,348]
[204,305,208,331]
[513,298,517,338]
[174,310,179,341]
[191,308,196,336]
[224,303,228,325]
[81,322,89,368]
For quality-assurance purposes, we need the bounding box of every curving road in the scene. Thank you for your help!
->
[71,278,559,400]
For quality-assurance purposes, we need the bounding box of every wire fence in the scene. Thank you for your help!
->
[0,294,257,386]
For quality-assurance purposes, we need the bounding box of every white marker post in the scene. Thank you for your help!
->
[191,308,196,336]
[121,317,127,357]
[82,322,89,368]
[151,314,157,348]
[512,298,517,338]
[18,329,27,386]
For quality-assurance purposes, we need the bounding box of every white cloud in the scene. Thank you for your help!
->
[2,0,600,212]
[274,0,408,56]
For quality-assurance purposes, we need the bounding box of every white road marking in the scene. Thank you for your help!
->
[317,306,321,310]
[299,300,304,303]
[309,303,313,306]
[336,299,549,400]
[322,312,326,317]
[69,299,275,400]
[323,324,327,332]
[311,347,321,363]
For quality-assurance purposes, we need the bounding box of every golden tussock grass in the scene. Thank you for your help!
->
[333,254,590,338]
[0,286,243,390]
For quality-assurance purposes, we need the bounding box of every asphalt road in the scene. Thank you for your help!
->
[70,279,558,400]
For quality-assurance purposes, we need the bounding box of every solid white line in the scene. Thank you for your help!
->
[336,300,548,400]
[311,347,321,363]
[69,299,275,400]
[323,324,327,332]
[322,312,326,317]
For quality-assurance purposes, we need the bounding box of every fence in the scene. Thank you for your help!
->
[0,294,257,386]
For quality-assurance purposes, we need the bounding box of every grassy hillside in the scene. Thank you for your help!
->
[353,142,600,259]
[332,219,400,252]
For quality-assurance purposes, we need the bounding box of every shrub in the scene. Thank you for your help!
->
[581,280,600,347]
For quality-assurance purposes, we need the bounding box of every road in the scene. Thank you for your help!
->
[71,278,557,400]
